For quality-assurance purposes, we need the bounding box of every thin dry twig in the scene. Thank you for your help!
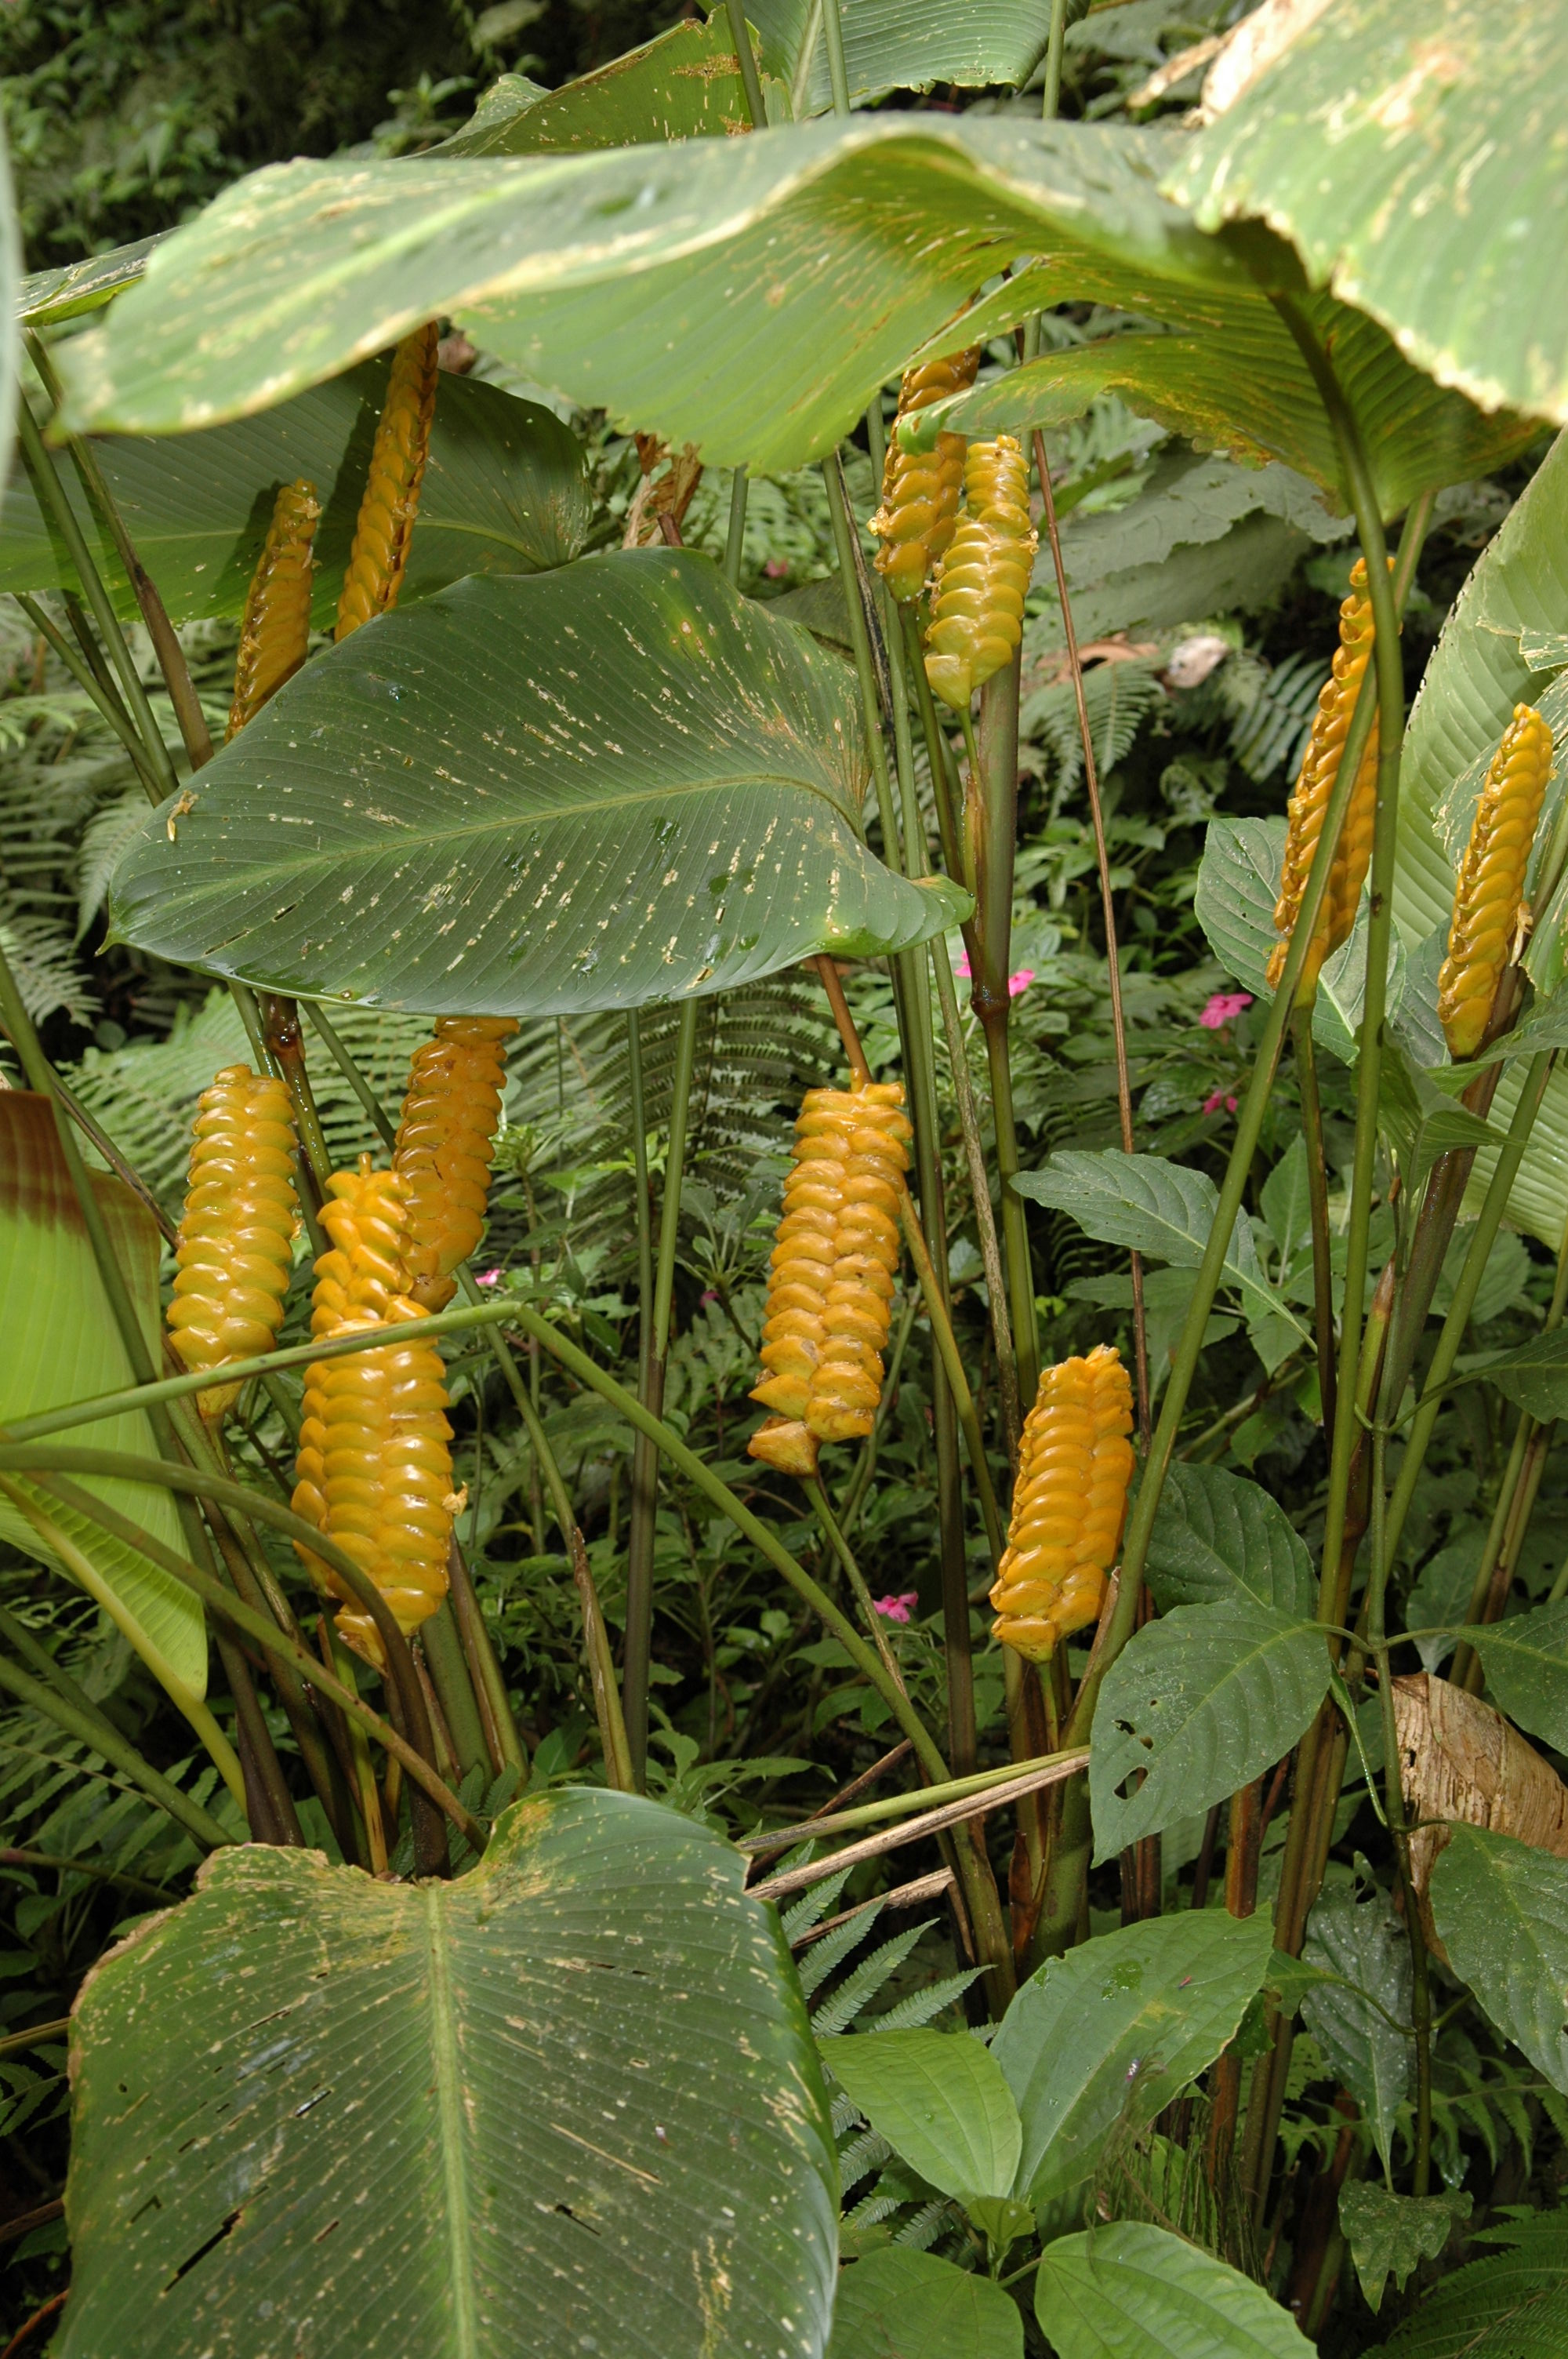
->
[748,1750,1089,1899]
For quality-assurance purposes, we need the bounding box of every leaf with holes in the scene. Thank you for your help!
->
[823,2029,1021,2204]
[1168,0,1568,432]
[991,1909,1271,2205]
[439,17,777,153]
[1090,1600,1328,1859]
[1302,1881,1413,2175]
[106,549,964,1016]
[58,1787,837,2359]
[1037,2222,1314,2357]
[53,120,1240,469]
[0,363,590,628]
[827,2248,1022,2359]
[1431,1826,1568,2094]
[1339,2183,1472,2315]
[1144,1462,1315,1620]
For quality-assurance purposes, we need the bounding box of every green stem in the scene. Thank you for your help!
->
[5,1459,483,1848]
[12,399,179,801]
[13,591,162,793]
[1291,1004,1338,1440]
[0,1623,232,1851]
[723,0,767,127]
[420,1601,489,1783]
[724,464,750,583]
[302,1001,399,1150]
[624,997,700,1784]
[513,1303,949,1783]
[898,1191,1005,1569]
[804,1477,908,1691]
[1042,0,1069,118]
[821,0,851,114]
[1383,1051,1557,1572]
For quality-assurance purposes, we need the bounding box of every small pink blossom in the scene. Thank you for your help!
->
[1200,991,1253,1030]
[873,1592,919,1623]
[764,557,789,578]
[955,950,972,980]
[1202,1090,1239,1117]
[699,1289,720,1306]
[475,1267,503,1286]
[1008,969,1035,998]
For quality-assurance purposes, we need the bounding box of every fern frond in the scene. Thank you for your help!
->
[797,1899,887,2001]
[0,911,96,1026]
[810,1918,935,2037]
[869,1968,984,2032]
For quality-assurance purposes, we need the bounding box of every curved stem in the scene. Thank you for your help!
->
[804,1477,906,1690]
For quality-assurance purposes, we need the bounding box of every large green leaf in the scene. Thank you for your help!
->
[825,2028,1021,2203]
[1301,1881,1413,2175]
[0,362,590,628]
[1431,1826,1568,2093]
[1014,1148,1307,1345]
[746,0,1056,117]
[1473,1330,1568,1421]
[53,118,1240,470]
[990,1909,1271,2205]
[1388,430,1568,1246]
[1090,1599,1328,1859]
[19,233,159,325]
[440,17,775,154]
[0,111,16,490]
[1463,1602,1568,1756]
[913,304,1533,520]
[1338,2184,1471,2316]
[1167,0,1568,432]
[0,1094,203,1695]
[60,1787,837,2358]
[1385,2210,1568,2357]
[828,2249,1022,2359]
[1037,2223,1312,2357]
[1144,1462,1315,1620]
[106,549,962,1015]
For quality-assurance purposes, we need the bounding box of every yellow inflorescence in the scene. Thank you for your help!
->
[335,323,441,642]
[392,1016,518,1312]
[1267,558,1384,996]
[747,1080,912,1477]
[167,1065,299,1421]
[990,1344,1134,1663]
[292,1159,454,1667]
[924,435,1038,712]
[871,347,982,604]
[227,480,321,740]
[1438,703,1555,1062]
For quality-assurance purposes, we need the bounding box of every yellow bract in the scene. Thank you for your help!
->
[291,1158,454,1667]
[748,1079,912,1472]
[167,1064,299,1421]
[1437,703,1555,1062]
[871,346,981,605]
[393,1016,518,1312]
[226,479,320,740]
[923,434,1037,712]
[990,1344,1134,1663]
[1267,557,1383,998]
[335,322,441,642]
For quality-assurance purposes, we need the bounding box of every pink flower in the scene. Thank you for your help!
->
[1202,1090,1239,1117]
[764,557,789,578]
[955,950,972,980]
[1008,969,1034,998]
[699,1289,719,1306]
[873,1592,919,1623]
[475,1267,503,1286]
[1200,991,1253,1030]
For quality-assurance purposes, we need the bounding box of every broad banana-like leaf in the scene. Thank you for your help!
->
[0,1094,205,1696]
[60,1787,838,2359]
[746,0,1061,118]
[0,362,589,627]
[910,306,1535,520]
[1167,0,1568,431]
[441,18,780,153]
[107,548,965,1016]
[20,234,157,325]
[53,118,1242,468]
[1392,431,1568,1244]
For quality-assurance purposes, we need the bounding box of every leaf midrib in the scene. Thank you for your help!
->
[423,1883,477,2359]
[142,765,856,889]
